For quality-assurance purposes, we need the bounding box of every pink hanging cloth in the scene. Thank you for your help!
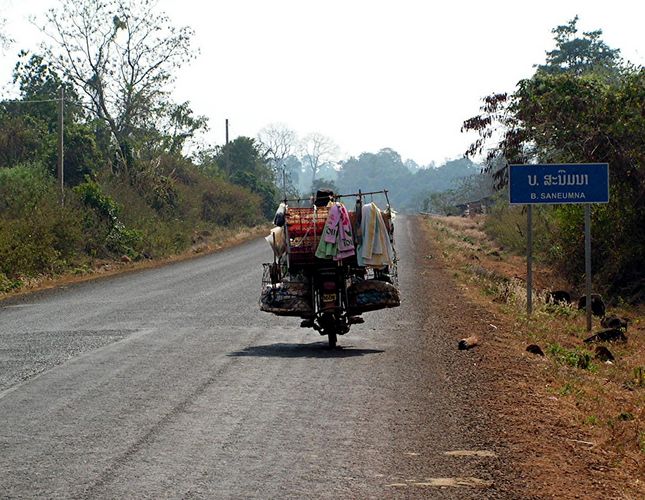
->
[335,203,355,261]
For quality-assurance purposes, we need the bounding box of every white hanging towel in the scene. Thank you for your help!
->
[357,202,393,267]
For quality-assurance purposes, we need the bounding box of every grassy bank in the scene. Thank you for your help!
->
[0,161,269,297]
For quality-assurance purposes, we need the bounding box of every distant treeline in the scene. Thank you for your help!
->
[271,148,492,213]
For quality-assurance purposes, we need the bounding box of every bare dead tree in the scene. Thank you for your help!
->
[257,123,298,176]
[0,15,13,49]
[300,132,338,185]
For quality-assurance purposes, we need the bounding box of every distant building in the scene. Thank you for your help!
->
[456,196,494,217]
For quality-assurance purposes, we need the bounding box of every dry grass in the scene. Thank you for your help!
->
[425,214,645,497]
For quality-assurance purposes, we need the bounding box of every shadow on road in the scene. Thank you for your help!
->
[228,342,384,359]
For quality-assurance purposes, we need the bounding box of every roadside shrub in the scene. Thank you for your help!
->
[0,154,266,281]
[543,301,578,318]
[105,223,144,258]
[74,177,143,258]
[0,162,52,216]
[484,196,559,260]
[547,343,594,370]
[74,176,120,222]
[201,184,263,227]
[0,204,84,277]
[0,114,47,167]
[0,164,85,277]
[0,272,23,292]
[128,158,179,214]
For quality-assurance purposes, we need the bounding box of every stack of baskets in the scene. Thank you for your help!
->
[285,206,330,267]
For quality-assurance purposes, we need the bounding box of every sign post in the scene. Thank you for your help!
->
[527,204,533,315]
[509,163,609,329]
[584,205,592,331]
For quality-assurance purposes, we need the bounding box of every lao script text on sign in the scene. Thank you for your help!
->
[509,163,609,205]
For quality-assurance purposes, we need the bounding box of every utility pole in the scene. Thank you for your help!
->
[282,165,287,200]
[57,85,65,205]
[225,118,230,174]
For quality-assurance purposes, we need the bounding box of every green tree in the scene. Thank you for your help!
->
[136,101,208,159]
[311,177,338,194]
[462,17,644,297]
[11,52,83,130]
[337,148,412,200]
[216,137,277,218]
[536,16,622,77]
[0,114,45,167]
[1,53,103,184]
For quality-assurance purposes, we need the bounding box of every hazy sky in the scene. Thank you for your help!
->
[1,0,643,166]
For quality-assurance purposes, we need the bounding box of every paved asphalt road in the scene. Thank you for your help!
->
[0,216,509,499]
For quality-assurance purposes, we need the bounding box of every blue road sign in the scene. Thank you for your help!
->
[509,163,609,204]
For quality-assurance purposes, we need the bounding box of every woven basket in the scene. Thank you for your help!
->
[347,279,401,314]
[260,282,313,317]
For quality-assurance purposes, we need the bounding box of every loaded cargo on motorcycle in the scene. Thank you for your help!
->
[260,189,400,347]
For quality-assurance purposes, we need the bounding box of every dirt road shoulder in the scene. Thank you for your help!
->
[420,214,645,499]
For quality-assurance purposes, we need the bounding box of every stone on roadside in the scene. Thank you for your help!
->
[192,243,208,254]
[583,328,627,344]
[547,290,571,305]
[526,344,545,356]
[600,315,629,330]
[458,336,479,350]
[594,346,615,362]
[577,294,606,317]
[120,255,132,263]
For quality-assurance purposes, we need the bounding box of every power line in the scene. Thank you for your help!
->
[0,98,82,104]
[0,98,61,104]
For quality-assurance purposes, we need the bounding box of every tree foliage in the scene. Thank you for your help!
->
[462,16,644,298]
[215,137,278,218]
[338,148,411,202]
[0,114,45,167]
[311,177,338,194]
[1,52,102,184]
[463,17,627,185]
[536,16,621,77]
[37,0,200,167]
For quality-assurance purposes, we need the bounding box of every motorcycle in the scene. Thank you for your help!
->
[260,190,400,347]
